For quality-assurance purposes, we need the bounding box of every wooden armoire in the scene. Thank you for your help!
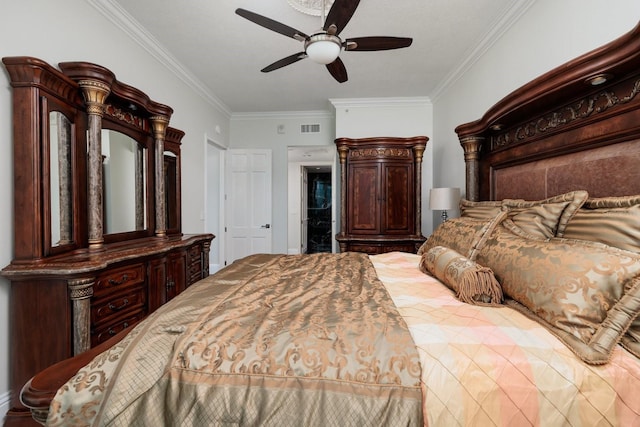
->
[0,57,214,426]
[335,136,428,254]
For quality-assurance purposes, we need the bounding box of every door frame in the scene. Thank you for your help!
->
[204,136,226,274]
[287,151,337,254]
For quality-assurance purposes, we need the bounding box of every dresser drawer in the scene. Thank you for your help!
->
[188,263,202,284]
[91,287,146,325]
[188,244,202,262]
[92,311,145,347]
[94,264,145,296]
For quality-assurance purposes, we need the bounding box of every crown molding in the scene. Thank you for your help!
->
[329,97,432,108]
[87,0,232,118]
[231,110,335,121]
[430,0,536,102]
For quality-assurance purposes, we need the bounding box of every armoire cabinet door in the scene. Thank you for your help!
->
[382,163,414,235]
[348,163,381,234]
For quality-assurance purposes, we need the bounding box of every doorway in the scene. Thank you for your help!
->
[304,167,332,254]
[286,146,336,255]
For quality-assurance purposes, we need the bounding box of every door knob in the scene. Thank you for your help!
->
[261,224,271,229]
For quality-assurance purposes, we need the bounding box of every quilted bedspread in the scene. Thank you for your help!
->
[372,251,640,426]
[47,252,423,426]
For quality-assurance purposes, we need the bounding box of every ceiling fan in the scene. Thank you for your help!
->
[235,0,412,83]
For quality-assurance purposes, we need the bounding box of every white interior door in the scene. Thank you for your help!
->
[226,149,272,264]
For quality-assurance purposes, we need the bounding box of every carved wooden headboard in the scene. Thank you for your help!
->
[455,21,640,202]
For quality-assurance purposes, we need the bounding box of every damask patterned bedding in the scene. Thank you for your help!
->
[47,252,423,426]
[46,247,640,426]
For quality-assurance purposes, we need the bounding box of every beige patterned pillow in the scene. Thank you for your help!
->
[417,211,507,259]
[502,190,589,239]
[562,195,640,358]
[459,199,504,220]
[563,195,640,253]
[476,220,640,364]
[420,246,503,306]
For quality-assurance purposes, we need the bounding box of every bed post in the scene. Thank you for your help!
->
[459,136,483,201]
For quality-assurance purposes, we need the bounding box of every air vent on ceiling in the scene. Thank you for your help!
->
[301,124,320,134]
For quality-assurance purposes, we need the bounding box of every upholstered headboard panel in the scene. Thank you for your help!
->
[456,21,640,202]
[493,139,640,200]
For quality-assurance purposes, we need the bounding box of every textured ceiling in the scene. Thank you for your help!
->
[104,0,525,113]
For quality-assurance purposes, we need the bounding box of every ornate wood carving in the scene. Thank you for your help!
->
[491,78,640,151]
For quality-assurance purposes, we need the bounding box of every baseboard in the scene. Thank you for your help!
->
[209,263,221,274]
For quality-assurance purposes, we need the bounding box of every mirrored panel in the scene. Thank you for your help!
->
[102,129,147,234]
[164,151,179,232]
[50,111,73,247]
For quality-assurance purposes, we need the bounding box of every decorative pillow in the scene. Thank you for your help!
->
[502,190,589,239]
[417,211,507,259]
[420,246,503,306]
[475,220,640,364]
[563,195,640,254]
[459,199,504,220]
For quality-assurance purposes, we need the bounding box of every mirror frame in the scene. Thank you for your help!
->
[43,96,88,256]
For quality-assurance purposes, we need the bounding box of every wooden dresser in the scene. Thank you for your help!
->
[0,57,213,426]
[335,136,428,254]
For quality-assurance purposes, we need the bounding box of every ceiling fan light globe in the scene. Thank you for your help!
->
[305,35,341,64]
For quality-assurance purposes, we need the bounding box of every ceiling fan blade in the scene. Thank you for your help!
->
[261,52,307,73]
[236,8,309,41]
[323,0,360,35]
[326,57,348,83]
[344,37,413,51]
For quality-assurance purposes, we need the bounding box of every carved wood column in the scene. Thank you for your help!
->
[202,240,211,277]
[68,277,94,355]
[413,144,425,237]
[459,136,483,201]
[336,144,349,252]
[78,80,110,250]
[151,116,170,238]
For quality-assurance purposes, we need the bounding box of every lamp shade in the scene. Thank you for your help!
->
[429,187,461,211]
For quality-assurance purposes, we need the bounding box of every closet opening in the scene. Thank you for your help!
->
[303,166,332,254]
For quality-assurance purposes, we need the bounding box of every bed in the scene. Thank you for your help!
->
[20,21,640,427]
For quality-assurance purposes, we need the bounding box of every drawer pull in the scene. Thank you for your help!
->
[108,322,129,336]
[108,298,129,311]
[108,274,129,286]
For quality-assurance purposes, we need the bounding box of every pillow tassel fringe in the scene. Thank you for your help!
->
[457,267,503,306]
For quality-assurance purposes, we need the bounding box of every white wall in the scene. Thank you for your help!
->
[432,0,640,205]
[0,0,230,418]
[331,98,435,235]
[230,112,335,255]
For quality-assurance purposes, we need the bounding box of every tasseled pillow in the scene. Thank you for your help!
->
[420,245,503,306]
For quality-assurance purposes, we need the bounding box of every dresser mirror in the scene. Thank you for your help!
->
[102,128,149,236]
[164,148,181,234]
